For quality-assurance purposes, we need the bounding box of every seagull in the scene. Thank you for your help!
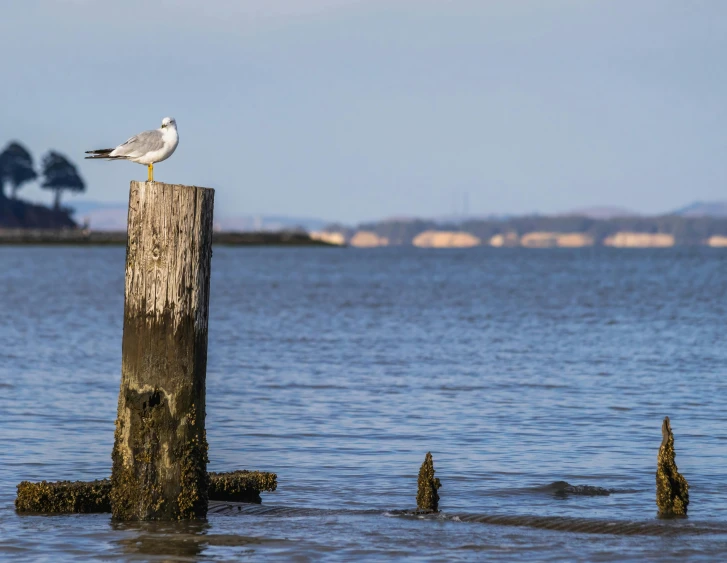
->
[85,117,179,182]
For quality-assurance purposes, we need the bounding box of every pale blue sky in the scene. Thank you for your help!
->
[1,0,726,222]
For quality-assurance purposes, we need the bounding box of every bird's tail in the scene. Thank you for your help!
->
[85,149,125,160]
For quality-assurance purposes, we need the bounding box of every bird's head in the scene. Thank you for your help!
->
[161,117,177,130]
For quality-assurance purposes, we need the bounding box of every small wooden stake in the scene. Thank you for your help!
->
[416,452,441,512]
[656,416,689,517]
[111,181,214,520]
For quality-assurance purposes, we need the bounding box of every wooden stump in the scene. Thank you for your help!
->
[656,416,689,517]
[416,452,441,512]
[111,181,214,521]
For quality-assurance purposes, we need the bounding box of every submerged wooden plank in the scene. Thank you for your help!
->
[15,480,112,514]
[16,471,276,514]
[208,471,278,504]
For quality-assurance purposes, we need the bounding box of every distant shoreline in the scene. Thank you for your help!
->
[3,228,727,249]
[0,229,341,247]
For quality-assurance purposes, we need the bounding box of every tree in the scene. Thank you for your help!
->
[41,151,85,210]
[0,142,37,199]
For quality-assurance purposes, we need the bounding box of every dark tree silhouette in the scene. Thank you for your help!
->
[0,142,37,200]
[41,151,85,210]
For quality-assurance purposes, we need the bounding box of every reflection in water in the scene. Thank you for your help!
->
[111,519,266,560]
[111,520,210,560]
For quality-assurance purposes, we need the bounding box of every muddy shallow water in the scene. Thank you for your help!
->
[1,246,726,561]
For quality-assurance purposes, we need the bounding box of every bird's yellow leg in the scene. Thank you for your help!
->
[147,164,154,182]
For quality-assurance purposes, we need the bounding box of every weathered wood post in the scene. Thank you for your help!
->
[111,181,214,520]
[416,452,441,512]
[656,416,689,517]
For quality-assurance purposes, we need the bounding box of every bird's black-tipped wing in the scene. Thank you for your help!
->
[84,148,125,160]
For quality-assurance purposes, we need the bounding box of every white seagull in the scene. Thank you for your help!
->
[85,117,179,182]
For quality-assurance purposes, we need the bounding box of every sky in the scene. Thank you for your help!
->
[1,0,726,223]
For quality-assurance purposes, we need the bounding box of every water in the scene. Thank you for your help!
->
[1,246,727,561]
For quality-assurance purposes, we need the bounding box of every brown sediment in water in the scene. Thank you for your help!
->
[416,452,441,512]
[546,481,612,496]
[15,470,277,514]
[656,416,689,517]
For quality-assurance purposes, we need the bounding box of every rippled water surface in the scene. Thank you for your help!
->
[1,246,727,561]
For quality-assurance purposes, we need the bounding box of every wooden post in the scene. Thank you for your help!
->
[656,416,689,517]
[111,181,214,521]
[416,452,441,512]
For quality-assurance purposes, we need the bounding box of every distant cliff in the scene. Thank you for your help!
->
[0,196,77,229]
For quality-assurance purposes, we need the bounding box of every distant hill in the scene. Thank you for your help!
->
[671,201,727,218]
[0,197,77,229]
[432,213,512,223]
[561,206,638,219]
[64,199,727,233]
